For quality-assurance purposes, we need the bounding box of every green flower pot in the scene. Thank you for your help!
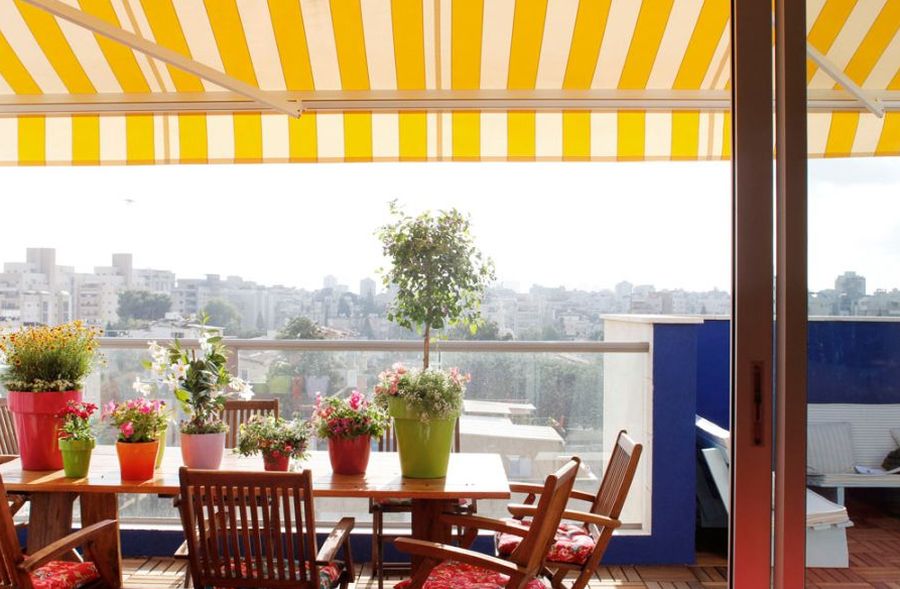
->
[58,438,95,478]
[387,397,456,479]
[155,423,167,469]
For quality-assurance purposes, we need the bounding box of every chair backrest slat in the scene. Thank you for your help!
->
[222,399,279,449]
[178,468,319,588]
[587,431,643,560]
[508,458,580,574]
[0,475,25,588]
[0,400,19,455]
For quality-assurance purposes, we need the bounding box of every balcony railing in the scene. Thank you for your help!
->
[13,337,652,531]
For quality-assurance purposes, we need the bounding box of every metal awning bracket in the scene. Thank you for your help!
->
[806,43,884,118]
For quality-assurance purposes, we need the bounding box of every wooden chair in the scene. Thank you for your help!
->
[393,458,581,589]
[0,474,119,589]
[503,430,643,589]
[0,400,18,456]
[370,419,471,589]
[222,399,280,449]
[174,398,281,586]
[176,467,355,589]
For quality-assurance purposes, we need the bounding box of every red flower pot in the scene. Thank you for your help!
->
[7,390,82,470]
[263,451,290,472]
[116,440,159,481]
[328,435,371,475]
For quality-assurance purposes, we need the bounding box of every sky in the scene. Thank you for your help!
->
[1,157,898,294]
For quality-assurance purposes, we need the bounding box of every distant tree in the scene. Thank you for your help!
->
[451,319,511,341]
[202,299,241,334]
[541,325,562,341]
[377,201,495,368]
[117,290,171,321]
[277,316,325,340]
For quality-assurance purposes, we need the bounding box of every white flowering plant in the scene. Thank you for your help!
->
[373,363,467,421]
[139,317,253,435]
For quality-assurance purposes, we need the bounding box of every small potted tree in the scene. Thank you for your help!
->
[0,321,102,470]
[143,322,253,470]
[375,202,494,478]
[235,415,310,471]
[57,400,98,478]
[312,390,388,475]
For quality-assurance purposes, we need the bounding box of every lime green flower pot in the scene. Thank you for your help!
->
[155,423,167,469]
[387,397,456,479]
[58,438,95,478]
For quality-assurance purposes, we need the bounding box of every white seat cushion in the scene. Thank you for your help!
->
[808,422,855,474]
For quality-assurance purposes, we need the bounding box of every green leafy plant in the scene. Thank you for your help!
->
[0,321,103,392]
[374,363,468,421]
[141,317,252,435]
[377,201,495,369]
[311,391,389,439]
[235,415,310,460]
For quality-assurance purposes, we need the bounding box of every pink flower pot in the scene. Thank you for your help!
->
[328,435,372,475]
[263,451,291,472]
[7,390,82,470]
[180,432,226,469]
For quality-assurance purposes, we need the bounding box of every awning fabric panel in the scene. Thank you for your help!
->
[0,0,898,165]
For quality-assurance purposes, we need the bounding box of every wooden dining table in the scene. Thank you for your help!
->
[0,447,510,588]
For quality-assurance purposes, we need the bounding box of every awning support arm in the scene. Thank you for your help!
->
[20,0,302,118]
[806,43,883,118]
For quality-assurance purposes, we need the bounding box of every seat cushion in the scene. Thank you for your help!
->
[30,560,100,589]
[497,520,596,565]
[206,560,343,589]
[372,498,473,509]
[395,561,546,589]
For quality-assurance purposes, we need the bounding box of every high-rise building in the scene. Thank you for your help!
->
[835,271,866,314]
[360,277,376,300]
[323,275,338,289]
[112,253,133,287]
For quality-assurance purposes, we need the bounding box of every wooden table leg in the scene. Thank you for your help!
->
[27,492,77,558]
[80,493,122,589]
[410,499,455,576]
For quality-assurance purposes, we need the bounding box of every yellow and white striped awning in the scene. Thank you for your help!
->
[0,0,898,165]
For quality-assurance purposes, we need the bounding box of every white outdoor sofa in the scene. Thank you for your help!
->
[697,416,853,568]
[807,403,900,505]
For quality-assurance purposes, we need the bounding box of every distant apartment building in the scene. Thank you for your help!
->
[74,274,123,326]
[835,271,866,315]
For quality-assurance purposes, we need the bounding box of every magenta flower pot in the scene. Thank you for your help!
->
[8,390,83,470]
[328,434,372,475]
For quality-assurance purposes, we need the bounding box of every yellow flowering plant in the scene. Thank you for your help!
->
[0,321,103,392]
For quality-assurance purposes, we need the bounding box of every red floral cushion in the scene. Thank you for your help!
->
[395,561,546,589]
[207,560,343,589]
[497,520,596,565]
[30,560,100,589]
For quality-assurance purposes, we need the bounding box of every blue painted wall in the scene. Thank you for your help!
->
[695,319,900,428]
[604,322,698,564]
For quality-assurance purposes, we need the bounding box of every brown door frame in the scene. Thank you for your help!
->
[729,0,774,587]
[774,0,808,587]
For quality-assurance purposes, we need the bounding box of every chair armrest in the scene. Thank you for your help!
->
[509,482,595,504]
[438,513,530,537]
[20,520,118,572]
[395,538,524,578]
[316,517,355,562]
[506,505,621,529]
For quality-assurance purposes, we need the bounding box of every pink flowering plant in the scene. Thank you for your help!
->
[235,415,310,461]
[56,401,98,442]
[102,398,168,443]
[311,390,388,440]
[374,363,468,421]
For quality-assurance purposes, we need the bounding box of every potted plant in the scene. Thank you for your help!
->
[57,400,98,478]
[0,321,102,470]
[103,397,168,480]
[312,390,388,475]
[143,322,252,470]
[375,202,494,477]
[374,364,468,477]
[235,415,310,471]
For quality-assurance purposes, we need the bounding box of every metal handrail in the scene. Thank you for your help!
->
[98,338,649,354]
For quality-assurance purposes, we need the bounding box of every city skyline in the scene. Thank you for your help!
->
[2,158,898,294]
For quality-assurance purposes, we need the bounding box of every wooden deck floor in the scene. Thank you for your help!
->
[121,504,900,588]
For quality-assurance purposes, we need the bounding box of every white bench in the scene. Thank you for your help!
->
[807,403,900,505]
[696,416,853,568]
